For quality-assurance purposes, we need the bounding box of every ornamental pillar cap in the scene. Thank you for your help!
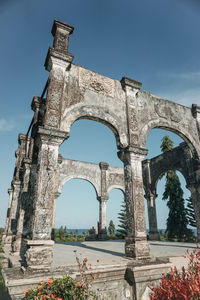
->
[51,20,74,37]
[45,20,74,71]
[99,162,109,170]
[192,104,200,118]
[8,188,13,194]
[31,96,41,112]
[120,77,142,90]
[98,196,108,202]
[18,133,27,144]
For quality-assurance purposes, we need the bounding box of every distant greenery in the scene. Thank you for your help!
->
[108,220,115,236]
[116,201,127,239]
[54,227,87,242]
[161,136,195,242]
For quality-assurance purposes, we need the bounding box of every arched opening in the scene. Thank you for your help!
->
[107,188,125,238]
[55,179,99,239]
[56,119,123,242]
[59,119,123,167]
[145,128,195,241]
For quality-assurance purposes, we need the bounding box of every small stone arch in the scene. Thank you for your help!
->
[143,143,195,194]
[107,185,125,196]
[141,121,199,158]
[135,91,200,158]
[57,176,100,200]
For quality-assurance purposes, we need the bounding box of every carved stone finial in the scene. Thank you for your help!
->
[51,20,74,53]
[192,104,200,118]
[120,77,142,90]
[31,96,41,112]
[99,162,109,170]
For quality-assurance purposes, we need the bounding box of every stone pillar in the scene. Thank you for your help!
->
[118,147,150,260]
[44,20,74,130]
[98,197,108,240]
[23,126,68,269]
[4,181,21,246]
[187,184,200,241]
[2,188,13,245]
[51,192,61,240]
[98,162,109,240]
[12,158,32,253]
[145,192,160,241]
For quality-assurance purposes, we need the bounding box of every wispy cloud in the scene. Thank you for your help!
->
[161,88,200,107]
[159,71,200,81]
[0,118,14,132]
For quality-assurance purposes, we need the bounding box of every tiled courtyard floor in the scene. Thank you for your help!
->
[53,240,197,269]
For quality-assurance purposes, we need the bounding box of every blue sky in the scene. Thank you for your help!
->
[0,0,200,230]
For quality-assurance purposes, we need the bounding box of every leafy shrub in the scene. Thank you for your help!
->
[23,274,95,299]
[24,255,96,299]
[150,246,200,299]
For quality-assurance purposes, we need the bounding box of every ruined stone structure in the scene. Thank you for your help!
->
[3,19,200,275]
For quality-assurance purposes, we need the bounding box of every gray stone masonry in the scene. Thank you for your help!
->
[3,19,200,270]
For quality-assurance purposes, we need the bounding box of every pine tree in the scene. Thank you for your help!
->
[161,136,189,241]
[186,197,197,228]
[108,220,115,236]
[117,201,127,238]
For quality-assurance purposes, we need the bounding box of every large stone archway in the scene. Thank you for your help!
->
[143,142,200,241]
[4,19,200,270]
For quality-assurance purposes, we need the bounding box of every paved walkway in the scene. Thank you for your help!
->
[53,240,197,269]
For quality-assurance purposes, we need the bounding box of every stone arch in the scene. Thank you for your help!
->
[143,143,195,194]
[60,105,128,149]
[107,185,125,196]
[142,121,198,157]
[57,175,100,199]
[137,96,200,158]
[150,163,189,195]
[142,143,196,240]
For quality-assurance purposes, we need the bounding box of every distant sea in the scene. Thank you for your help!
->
[56,229,89,235]
[56,228,198,236]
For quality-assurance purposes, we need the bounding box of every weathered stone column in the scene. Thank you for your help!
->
[3,188,13,245]
[187,184,200,241]
[118,147,150,260]
[51,192,61,240]
[12,158,32,253]
[145,192,160,241]
[98,197,108,240]
[98,162,109,239]
[23,127,68,269]
[5,181,21,244]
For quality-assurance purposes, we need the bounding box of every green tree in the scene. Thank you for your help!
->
[161,136,189,240]
[186,197,197,228]
[108,220,115,236]
[58,226,65,241]
[117,201,127,238]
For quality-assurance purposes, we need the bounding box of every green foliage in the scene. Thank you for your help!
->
[58,226,67,241]
[160,136,192,241]
[54,227,86,242]
[186,197,197,228]
[117,201,127,238]
[160,135,174,153]
[24,255,96,299]
[162,170,190,240]
[23,275,95,299]
[108,220,115,236]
